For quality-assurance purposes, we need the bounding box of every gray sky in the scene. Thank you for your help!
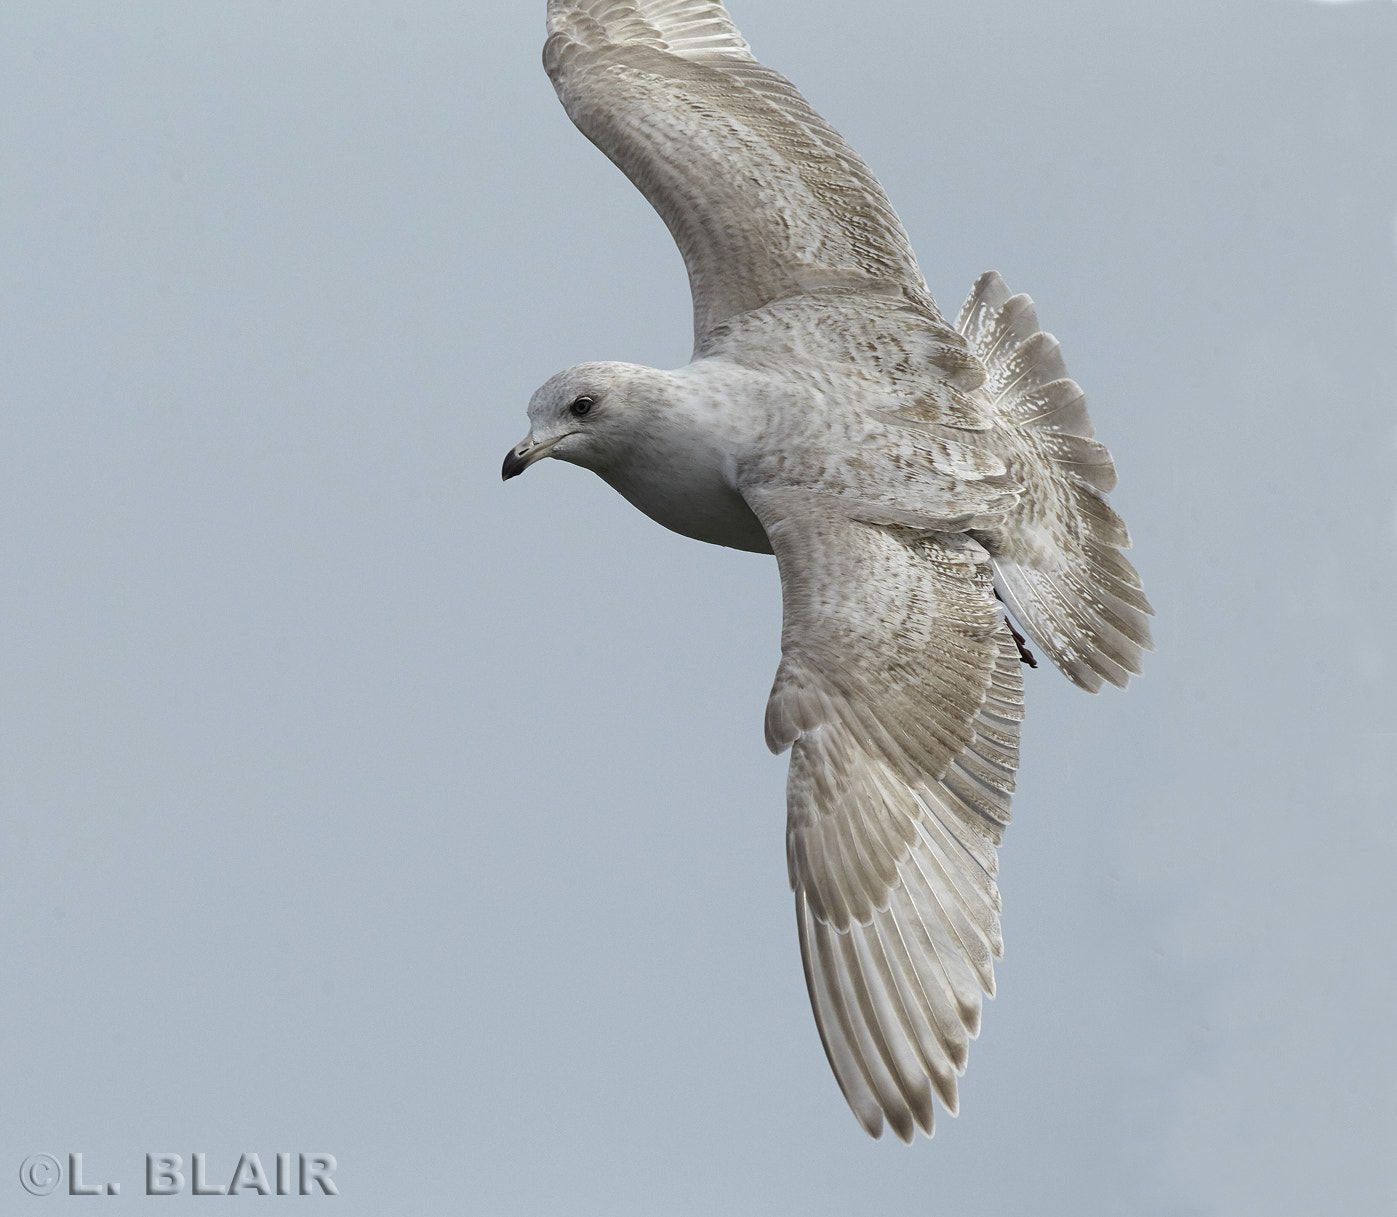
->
[3,1,1395,1213]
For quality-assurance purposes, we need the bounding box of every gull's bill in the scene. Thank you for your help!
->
[501,434,562,481]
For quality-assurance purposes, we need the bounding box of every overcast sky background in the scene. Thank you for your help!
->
[3,1,1395,1213]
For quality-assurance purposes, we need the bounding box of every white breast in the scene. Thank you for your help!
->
[600,442,773,553]
[599,359,778,554]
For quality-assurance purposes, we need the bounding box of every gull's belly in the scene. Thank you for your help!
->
[601,451,774,554]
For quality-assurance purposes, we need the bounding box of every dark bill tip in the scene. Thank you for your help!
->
[501,445,530,481]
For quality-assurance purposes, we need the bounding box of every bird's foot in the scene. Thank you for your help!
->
[1005,618,1037,668]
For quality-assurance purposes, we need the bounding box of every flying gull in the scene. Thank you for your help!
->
[503,0,1152,1142]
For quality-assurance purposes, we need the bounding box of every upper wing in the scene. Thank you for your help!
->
[544,0,934,347]
[747,487,1023,1141]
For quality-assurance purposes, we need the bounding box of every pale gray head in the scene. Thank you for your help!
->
[501,361,673,481]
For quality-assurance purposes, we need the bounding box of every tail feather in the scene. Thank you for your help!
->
[957,272,1153,692]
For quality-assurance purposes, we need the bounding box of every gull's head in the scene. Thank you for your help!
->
[502,361,671,481]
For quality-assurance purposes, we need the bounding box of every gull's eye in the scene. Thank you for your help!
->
[569,395,595,418]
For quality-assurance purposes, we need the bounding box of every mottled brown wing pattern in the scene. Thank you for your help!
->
[749,487,1023,1141]
[545,0,934,343]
